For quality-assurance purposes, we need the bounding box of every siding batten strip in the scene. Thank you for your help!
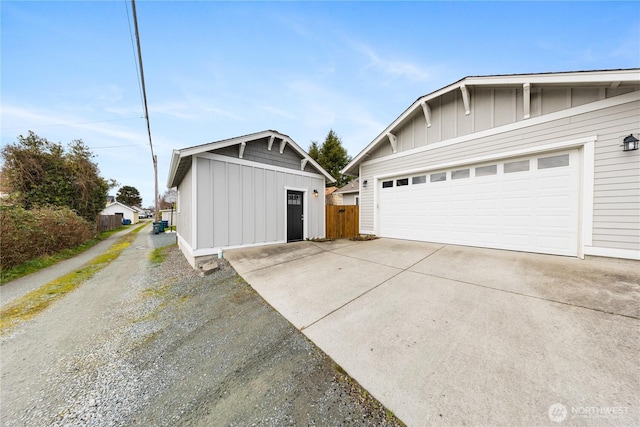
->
[523,83,531,119]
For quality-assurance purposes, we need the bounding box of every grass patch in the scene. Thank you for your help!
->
[149,244,174,267]
[0,226,138,285]
[349,234,379,241]
[306,237,335,242]
[0,223,147,335]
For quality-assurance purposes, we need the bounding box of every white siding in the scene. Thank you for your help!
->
[360,97,640,255]
[194,155,326,252]
[368,84,639,162]
[100,203,138,224]
[177,164,193,247]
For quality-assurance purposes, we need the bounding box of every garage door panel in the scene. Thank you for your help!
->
[503,178,532,191]
[536,174,572,190]
[379,149,579,256]
[537,200,574,211]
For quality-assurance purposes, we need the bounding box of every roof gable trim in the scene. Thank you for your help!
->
[168,130,335,187]
[105,201,136,212]
[359,89,639,170]
[197,152,331,181]
[344,69,640,175]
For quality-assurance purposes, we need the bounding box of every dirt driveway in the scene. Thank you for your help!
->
[225,238,640,426]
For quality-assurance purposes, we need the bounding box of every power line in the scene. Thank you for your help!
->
[130,0,155,161]
[91,144,148,150]
[129,0,160,221]
[0,116,143,130]
[124,1,146,127]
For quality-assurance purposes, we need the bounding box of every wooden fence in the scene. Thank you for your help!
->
[97,214,121,232]
[325,205,359,239]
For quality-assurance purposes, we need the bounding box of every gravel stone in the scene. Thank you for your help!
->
[1,231,405,426]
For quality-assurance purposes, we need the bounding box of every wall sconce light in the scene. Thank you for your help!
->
[362,179,368,188]
[623,134,639,152]
[313,189,319,198]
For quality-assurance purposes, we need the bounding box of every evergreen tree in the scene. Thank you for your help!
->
[308,130,352,187]
[308,141,320,161]
[116,185,143,207]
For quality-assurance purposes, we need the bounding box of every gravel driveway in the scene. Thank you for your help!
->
[1,229,403,426]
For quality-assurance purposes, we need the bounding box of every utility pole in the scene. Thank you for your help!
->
[154,154,158,222]
[131,0,158,223]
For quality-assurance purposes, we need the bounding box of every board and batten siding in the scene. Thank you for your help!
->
[368,85,638,160]
[177,163,193,248]
[214,137,317,173]
[359,94,640,256]
[195,156,325,250]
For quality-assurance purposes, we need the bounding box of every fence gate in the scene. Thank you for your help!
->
[325,205,359,239]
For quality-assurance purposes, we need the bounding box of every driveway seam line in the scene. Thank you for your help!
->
[322,242,447,270]
[411,270,640,321]
[238,241,393,275]
[301,245,446,330]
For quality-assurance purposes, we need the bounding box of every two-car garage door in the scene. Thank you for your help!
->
[378,150,580,256]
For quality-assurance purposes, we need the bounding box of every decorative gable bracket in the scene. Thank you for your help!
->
[300,158,308,171]
[239,142,246,159]
[421,101,432,127]
[460,85,471,115]
[280,138,287,154]
[267,135,275,151]
[387,132,397,153]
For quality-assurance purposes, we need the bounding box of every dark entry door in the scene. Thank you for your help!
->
[287,190,304,242]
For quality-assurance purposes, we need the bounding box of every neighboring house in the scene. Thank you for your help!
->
[335,178,360,205]
[167,130,335,268]
[132,206,147,218]
[101,201,139,224]
[106,195,116,203]
[324,186,342,205]
[160,208,177,227]
[343,69,640,260]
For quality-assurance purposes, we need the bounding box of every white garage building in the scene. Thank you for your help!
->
[343,69,640,260]
[168,130,334,268]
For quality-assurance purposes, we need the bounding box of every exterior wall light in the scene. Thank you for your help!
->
[313,189,319,197]
[623,134,639,152]
[362,179,368,188]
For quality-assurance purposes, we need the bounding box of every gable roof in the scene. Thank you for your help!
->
[335,178,359,194]
[104,201,136,213]
[343,68,640,175]
[167,130,335,188]
[325,186,338,196]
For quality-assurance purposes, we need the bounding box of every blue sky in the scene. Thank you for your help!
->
[2,1,639,207]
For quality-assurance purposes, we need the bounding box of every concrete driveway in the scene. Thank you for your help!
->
[224,238,640,426]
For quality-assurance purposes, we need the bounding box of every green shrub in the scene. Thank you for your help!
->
[0,205,94,270]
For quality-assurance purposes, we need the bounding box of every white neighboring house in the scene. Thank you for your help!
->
[335,178,360,205]
[101,201,139,224]
[343,69,640,260]
[167,130,334,268]
[161,209,177,227]
[132,206,147,218]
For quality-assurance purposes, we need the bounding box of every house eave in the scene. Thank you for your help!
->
[167,130,336,187]
[342,68,640,176]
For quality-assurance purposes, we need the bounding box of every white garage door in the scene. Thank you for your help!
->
[378,150,580,256]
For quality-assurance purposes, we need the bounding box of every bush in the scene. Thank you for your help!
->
[0,205,94,270]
